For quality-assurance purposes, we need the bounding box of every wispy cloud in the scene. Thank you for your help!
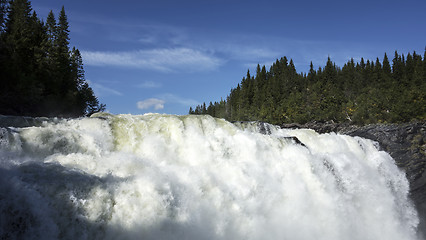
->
[158,93,199,107]
[137,81,162,89]
[67,13,188,46]
[137,98,165,110]
[222,45,279,61]
[81,48,223,72]
[243,60,277,70]
[136,94,199,112]
[89,81,123,97]
[72,15,323,73]
[62,10,385,74]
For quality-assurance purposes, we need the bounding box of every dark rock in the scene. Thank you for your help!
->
[281,136,306,147]
[0,115,52,128]
[281,123,304,129]
[233,121,277,135]
[257,122,273,135]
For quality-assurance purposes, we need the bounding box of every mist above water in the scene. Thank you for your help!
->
[0,113,420,239]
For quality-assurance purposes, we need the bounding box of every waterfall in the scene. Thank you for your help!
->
[0,113,420,240]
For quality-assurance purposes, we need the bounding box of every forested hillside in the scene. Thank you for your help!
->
[0,0,104,117]
[190,51,426,125]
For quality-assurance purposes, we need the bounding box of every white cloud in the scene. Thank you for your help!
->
[137,81,162,88]
[158,93,199,107]
[68,14,188,46]
[89,81,123,97]
[137,98,165,110]
[64,12,378,75]
[138,35,157,44]
[136,94,199,112]
[81,48,223,72]
[224,45,278,61]
[243,60,276,70]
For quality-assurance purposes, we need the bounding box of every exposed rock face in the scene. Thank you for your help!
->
[283,121,426,234]
[0,115,52,128]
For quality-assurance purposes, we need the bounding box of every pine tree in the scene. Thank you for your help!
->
[46,11,55,39]
[70,47,104,116]
[56,7,69,54]
[382,53,392,76]
[0,0,7,32]
[1,0,40,114]
[405,53,415,82]
[253,64,267,116]
[45,10,56,61]
[360,58,365,70]
[0,0,7,108]
[54,6,71,94]
[392,51,403,79]
[0,1,104,117]
[190,50,425,124]
[4,0,33,66]
[307,61,316,83]
[423,47,426,81]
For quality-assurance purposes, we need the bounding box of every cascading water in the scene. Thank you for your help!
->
[0,113,421,240]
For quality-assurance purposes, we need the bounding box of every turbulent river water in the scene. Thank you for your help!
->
[0,113,421,240]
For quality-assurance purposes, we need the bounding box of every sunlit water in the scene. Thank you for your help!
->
[0,113,420,239]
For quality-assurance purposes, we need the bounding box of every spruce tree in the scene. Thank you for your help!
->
[307,61,316,83]
[46,11,55,40]
[45,10,56,63]
[56,7,69,51]
[1,0,38,114]
[0,0,7,32]
[190,50,425,124]
[4,0,33,66]
[423,47,426,81]
[392,51,403,79]
[55,6,71,93]
[405,53,414,82]
[70,47,105,115]
[382,53,391,76]
[0,1,104,117]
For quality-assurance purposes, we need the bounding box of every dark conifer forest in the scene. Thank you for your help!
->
[190,50,426,125]
[0,0,104,117]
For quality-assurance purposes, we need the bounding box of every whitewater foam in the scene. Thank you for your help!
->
[0,113,420,239]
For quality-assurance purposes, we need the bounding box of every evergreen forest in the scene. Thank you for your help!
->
[190,50,426,125]
[0,0,104,117]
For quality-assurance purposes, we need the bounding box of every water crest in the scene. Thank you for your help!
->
[0,113,420,240]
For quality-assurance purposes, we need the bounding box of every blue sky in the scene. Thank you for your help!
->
[32,0,426,115]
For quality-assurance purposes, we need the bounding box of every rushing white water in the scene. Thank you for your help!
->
[0,113,420,240]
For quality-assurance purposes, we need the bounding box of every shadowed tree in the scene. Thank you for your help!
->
[0,1,105,117]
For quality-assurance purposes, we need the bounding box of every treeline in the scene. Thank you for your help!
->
[190,50,426,125]
[0,0,104,117]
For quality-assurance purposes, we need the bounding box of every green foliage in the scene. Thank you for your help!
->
[0,0,7,32]
[0,0,104,117]
[190,50,426,125]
